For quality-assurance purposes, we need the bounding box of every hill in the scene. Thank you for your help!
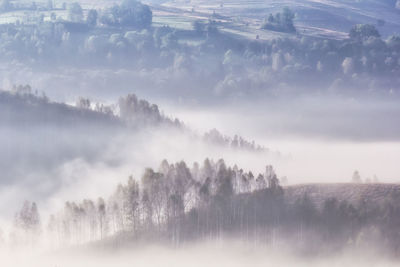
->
[0,89,120,128]
[155,0,400,40]
[284,183,400,207]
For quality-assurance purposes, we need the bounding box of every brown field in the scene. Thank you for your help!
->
[284,183,400,207]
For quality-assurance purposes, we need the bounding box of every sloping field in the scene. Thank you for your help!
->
[285,183,400,207]
[2,0,398,41]
[157,0,400,40]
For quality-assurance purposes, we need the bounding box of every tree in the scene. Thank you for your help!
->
[267,13,274,23]
[50,12,57,21]
[141,168,166,228]
[13,201,41,246]
[192,20,205,34]
[349,24,380,41]
[30,202,41,234]
[215,159,233,198]
[282,7,295,29]
[36,159,299,248]
[82,199,97,241]
[12,84,32,95]
[205,21,219,38]
[100,0,152,29]
[295,194,317,243]
[200,158,214,183]
[255,174,267,190]
[168,192,184,245]
[124,176,140,231]
[118,94,167,126]
[76,97,91,109]
[68,2,83,23]
[87,9,98,27]
[265,165,277,188]
[261,7,296,33]
[97,198,107,239]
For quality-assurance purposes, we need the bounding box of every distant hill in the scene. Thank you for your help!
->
[0,89,120,128]
[0,89,269,153]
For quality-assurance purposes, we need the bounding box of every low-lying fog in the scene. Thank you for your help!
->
[2,241,397,267]
[161,95,400,183]
[1,92,399,229]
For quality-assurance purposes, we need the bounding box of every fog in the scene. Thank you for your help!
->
[0,0,400,265]
[0,123,276,221]
[2,241,398,267]
[1,89,400,257]
[3,95,398,208]
[163,96,400,182]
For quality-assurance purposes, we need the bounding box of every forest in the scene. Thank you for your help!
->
[6,158,400,257]
[1,87,268,153]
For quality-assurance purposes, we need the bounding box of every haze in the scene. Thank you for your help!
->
[0,0,399,265]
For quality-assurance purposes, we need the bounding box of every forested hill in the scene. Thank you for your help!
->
[285,183,400,206]
[0,88,269,152]
[10,155,400,255]
[0,88,120,128]
[0,87,182,132]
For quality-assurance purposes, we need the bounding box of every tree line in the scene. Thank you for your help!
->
[2,88,270,154]
[8,158,400,256]
[11,159,280,247]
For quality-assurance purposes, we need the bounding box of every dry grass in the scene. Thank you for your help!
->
[284,183,400,207]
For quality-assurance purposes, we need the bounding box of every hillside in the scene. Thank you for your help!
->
[20,164,400,256]
[285,183,400,207]
[0,89,120,128]
[0,89,269,152]
[155,0,400,40]
[1,0,398,42]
